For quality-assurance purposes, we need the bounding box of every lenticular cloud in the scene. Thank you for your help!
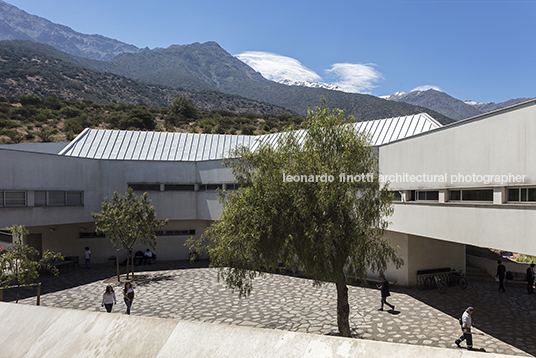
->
[235,51,383,94]
[235,51,322,83]
[326,63,383,93]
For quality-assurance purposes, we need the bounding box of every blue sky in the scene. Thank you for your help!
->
[6,0,536,103]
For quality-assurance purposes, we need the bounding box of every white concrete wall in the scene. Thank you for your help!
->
[380,231,465,287]
[379,100,536,256]
[0,302,514,358]
[22,219,210,263]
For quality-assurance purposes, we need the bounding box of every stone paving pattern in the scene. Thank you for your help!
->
[4,260,535,356]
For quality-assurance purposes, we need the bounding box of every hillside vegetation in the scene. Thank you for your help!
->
[0,94,304,144]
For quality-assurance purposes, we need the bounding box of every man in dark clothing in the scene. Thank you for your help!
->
[378,275,395,311]
[527,263,535,294]
[496,260,506,292]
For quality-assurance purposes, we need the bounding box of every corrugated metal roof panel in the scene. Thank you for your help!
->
[59,113,441,161]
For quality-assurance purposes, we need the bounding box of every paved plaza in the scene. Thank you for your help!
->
[3,260,535,356]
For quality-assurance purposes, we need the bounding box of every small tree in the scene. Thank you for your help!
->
[0,225,63,302]
[189,105,403,337]
[92,188,168,280]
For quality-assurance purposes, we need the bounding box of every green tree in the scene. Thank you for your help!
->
[170,96,198,119]
[92,188,168,280]
[189,105,403,337]
[0,225,63,303]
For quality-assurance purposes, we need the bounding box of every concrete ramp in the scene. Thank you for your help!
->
[0,302,510,358]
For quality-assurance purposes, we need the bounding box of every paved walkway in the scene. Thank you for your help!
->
[3,261,535,356]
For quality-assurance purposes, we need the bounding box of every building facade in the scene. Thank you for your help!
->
[2,105,534,286]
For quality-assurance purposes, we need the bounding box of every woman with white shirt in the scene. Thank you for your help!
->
[101,285,116,313]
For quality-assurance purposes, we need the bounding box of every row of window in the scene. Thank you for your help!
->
[0,190,84,208]
[393,188,536,203]
[128,183,239,192]
[78,230,195,239]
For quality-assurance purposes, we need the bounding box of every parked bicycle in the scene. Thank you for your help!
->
[434,274,448,294]
[417,274,448,293]
[448,269,468,289]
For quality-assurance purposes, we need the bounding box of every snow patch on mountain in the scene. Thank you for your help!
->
[278,79,346,92]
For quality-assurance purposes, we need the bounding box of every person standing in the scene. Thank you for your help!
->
[527,263,535,294]
[496,260,506,292]
[84,247,91,269]
[455,307,475,349]
[101,286,116,313]
[122,282,135,315]
[377,274,395,311]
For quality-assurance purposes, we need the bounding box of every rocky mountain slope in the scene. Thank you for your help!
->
[0,0,141,61]
[383,89,533,121]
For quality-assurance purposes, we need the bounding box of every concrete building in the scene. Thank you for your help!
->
[2,102,535,286]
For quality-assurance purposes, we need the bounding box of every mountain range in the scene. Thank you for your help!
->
[1,0,531,124]
[382,89,532,121]
[0,0,140,61]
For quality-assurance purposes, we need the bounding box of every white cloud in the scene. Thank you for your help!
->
[410,85,443,93]
[325,63,382,93]
[235,51,322,83]
[235,51,383,94]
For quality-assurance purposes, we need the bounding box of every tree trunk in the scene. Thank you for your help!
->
[130,248,135,279]
[336,277,351,337]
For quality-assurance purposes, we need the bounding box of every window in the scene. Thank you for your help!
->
[198,184,223,191]
[449,189,492,202]
[34,191,84,206]
[390,191,402,201]
[462,189,493,201]
[128,184,160,191]
[0,191,3,207]
[226,183,240,191]
[416,191,439,201]
[48,191,66,206]
[449,190,461,201]
[79,232,106,239]
[5,191,26,207]
[156,230,196,236]
[165,184,195,191]
[508,188,536,202]
[66,191,84,206]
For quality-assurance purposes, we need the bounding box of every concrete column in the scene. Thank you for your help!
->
[493,187,504,204]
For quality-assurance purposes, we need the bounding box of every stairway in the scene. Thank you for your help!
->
[465,266,494,282]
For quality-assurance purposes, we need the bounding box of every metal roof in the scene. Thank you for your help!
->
[58,113,441,161]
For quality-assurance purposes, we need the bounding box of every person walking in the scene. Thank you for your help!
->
[527,263,535,294]
[496,260,506,292]
[455,307,475,349]
[84,247,91,269]
[377,274,395,311]
[101,285,116,313]
[122,282,135,315]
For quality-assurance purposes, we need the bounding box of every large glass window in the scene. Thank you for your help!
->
[508,188,536,202]
[462,189,493,201]
[416,191,439,201]
[449,189,492,202]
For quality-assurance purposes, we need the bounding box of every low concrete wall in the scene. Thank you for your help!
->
[467,255,531,279]
[0,302,514,358]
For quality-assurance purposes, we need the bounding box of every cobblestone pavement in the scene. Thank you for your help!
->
[4,261,535,356]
